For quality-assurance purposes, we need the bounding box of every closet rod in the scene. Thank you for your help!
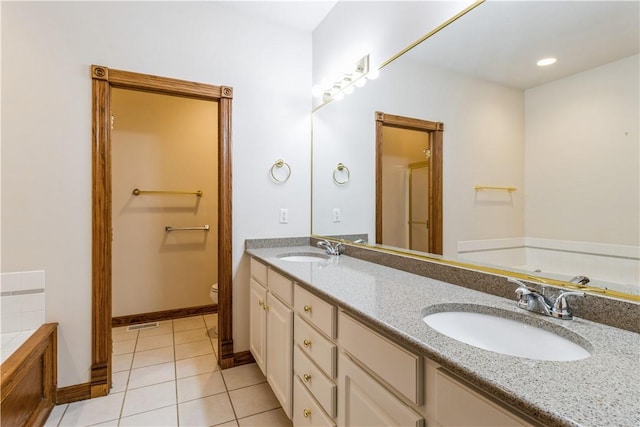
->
[132,188,203,197]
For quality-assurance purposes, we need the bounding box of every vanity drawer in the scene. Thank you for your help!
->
[338,311,422,405]
[294,345,337,417]
[294,285,336,339]
[293,377,336,427]
[268,268,293,305]
[294,315,337,378]
[250,257,267,286]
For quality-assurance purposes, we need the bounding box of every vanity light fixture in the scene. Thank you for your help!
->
[536,57,557,66]
[314,54,379,103]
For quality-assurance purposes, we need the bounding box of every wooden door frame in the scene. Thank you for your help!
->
[375,111,443,255]
[90,65,234,397]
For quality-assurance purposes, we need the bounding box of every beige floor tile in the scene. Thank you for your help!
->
[119,404,178,426]
[44,404,68,427]
[176,353,218,379]
[113,339,136,355]
[136,332,174,352]
[174,327,209,345]
[178,393,236,427]
[128,361,175,390]
[221,363,266,390]
[111,370,130,393]
[58,392,124,426]
[203,313,217,326]
[238,408,292,427]
[112,326,138,342]
[175,339,214,360]
[121,381,177,417]
[173,316,206,332]
[132,346,174,369]
[214,421,239,427]
[177,370,226,403]
[112,353,134,373]
[137,322,173,338]
[228,383,280,419]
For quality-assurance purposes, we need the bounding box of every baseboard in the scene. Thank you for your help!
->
[56,382,91,404]
[233,350,256,367]
[112,304,217,327]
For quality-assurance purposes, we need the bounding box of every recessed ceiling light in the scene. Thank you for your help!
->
[537,57,557,67]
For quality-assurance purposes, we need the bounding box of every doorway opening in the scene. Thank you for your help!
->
[91,65,234,398]
[375,112,443,254]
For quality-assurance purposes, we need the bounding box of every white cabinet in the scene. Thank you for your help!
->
[424,360,539,427]
[249,278,267,373]
[249,259,293,418]
[338,352,424,427]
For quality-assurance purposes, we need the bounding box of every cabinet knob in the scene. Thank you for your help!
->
[303,373,311,382]
[303,339,312,348]
[264,305,269,311]
[303,408,311,418]
[258,300,264,306]
[303,304,312,313]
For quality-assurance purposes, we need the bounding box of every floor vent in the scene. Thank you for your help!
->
[126,322,159,331]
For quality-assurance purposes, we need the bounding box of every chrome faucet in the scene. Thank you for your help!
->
[509,278,585,320]
[570,275,590,286]
[317,239,344,256]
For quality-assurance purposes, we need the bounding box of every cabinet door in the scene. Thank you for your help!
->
[266,293,293,418]
[338,353,424,427]
[249,278,267,375]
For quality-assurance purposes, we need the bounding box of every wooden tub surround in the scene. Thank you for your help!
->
[1,323,58,427]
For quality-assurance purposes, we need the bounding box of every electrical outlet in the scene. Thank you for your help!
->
[332,208,341,223]
[279,208,289,224]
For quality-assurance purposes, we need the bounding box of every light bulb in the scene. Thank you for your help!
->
[334,92,345,101]
[312,85,324,98]
[344,85,354,94]
[367,69,380,80]
[536,57,557,67]
[354,78,367,88]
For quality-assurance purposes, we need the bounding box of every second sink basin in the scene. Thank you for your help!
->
[276,252,331,262]
[423,308,591,361]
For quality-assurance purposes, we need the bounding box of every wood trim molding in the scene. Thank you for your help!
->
[375,111,443,254]
[91,65,234,398]
[233,350,256,367]
[112,305,217,327]
[56,383,92,404]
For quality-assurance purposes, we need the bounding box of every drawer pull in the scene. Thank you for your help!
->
[303,339,312,348]
[304,304,312,313]
[303,408,311,418]
[263,305,269,311]
[303,373,311,382]
[258,300,264,306]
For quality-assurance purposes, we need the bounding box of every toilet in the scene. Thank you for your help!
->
[209,283,218,305]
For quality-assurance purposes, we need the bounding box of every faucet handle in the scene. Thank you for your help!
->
[508,278,535,295]
[551,291,585,320]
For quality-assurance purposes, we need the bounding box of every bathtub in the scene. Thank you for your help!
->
[1,323,58,427]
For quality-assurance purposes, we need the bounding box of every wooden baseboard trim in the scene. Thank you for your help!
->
[233,350,256,367]
[56,383,91,404]
[112,304,217,327]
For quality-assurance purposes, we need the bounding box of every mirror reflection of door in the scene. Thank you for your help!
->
[409,161,430,252]
[375,112,443,254]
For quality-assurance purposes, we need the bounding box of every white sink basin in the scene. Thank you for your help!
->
[276,252,331,262]
[423,310,591,361]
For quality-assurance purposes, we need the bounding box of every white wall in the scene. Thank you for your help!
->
[1,1,311,387]
[312,1,476,108]
[525,54,639,246]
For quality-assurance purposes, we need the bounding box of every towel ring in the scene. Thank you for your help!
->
[333,163,350,185]
[270,159,291,183]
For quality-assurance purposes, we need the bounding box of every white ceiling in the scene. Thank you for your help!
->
[404,1,640,89]
[226,0,337,32]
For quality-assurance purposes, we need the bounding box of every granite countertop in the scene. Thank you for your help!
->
[247,246,640,427]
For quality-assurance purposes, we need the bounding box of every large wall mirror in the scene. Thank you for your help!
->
[311,1,639,300]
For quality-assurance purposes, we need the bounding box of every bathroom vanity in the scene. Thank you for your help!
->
[246,244,640,427]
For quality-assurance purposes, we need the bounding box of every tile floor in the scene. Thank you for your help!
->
[44,314,292,427]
